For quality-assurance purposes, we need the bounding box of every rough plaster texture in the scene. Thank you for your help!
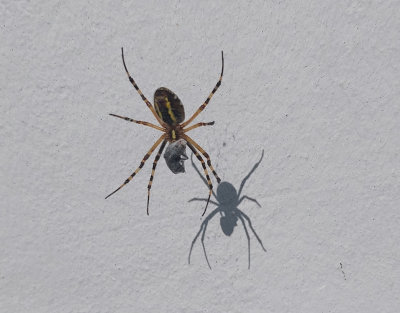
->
[1,1,400,312]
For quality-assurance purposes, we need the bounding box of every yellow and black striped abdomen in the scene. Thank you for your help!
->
[154,87,185,125]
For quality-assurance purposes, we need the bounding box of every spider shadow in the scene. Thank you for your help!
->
[188,150,266,269]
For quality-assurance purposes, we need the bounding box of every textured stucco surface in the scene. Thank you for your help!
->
[1,1,400,312]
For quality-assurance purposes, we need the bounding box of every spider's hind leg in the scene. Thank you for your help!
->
[186,142,213,216]
[184,134,221,184]
[105,135,166,200]
[146,139,167,215]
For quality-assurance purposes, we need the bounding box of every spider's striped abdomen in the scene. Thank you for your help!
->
[154,87,185,126]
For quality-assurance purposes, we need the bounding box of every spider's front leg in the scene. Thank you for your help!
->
[121,47,167,128]
[181,51,224,128]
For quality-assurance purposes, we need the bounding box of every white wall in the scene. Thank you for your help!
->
[1,1,399,312]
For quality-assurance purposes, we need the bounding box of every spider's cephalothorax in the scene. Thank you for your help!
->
[106,48,224,215]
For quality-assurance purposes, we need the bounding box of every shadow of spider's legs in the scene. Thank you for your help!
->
[237,211,267,269]
[188,208,219,270]
[239,195,261,207]
[241,211,267,252]
[237,215,251,269]
[201,222,212,269]
[189,198,219,206]
[191,198,266,253]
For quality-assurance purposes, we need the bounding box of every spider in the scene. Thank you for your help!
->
[188,150,266,269]
[106,48,224,215]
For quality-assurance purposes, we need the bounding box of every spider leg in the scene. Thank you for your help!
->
[238,195,261,208]
[109,114,165,131]
[186,142,213,216]
[183,121,215,133]
[238,215,251,269]
[188,208,219,268]
[121,47,167,127]
[241,212,267,252]
[146,139,167,215]
[190,153,218,199]
[105,134,166,199]
[181,51,224,128]
[188,198,218,206]
[184,134,221,183]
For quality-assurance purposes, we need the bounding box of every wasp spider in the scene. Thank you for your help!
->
[106,48,223,215]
